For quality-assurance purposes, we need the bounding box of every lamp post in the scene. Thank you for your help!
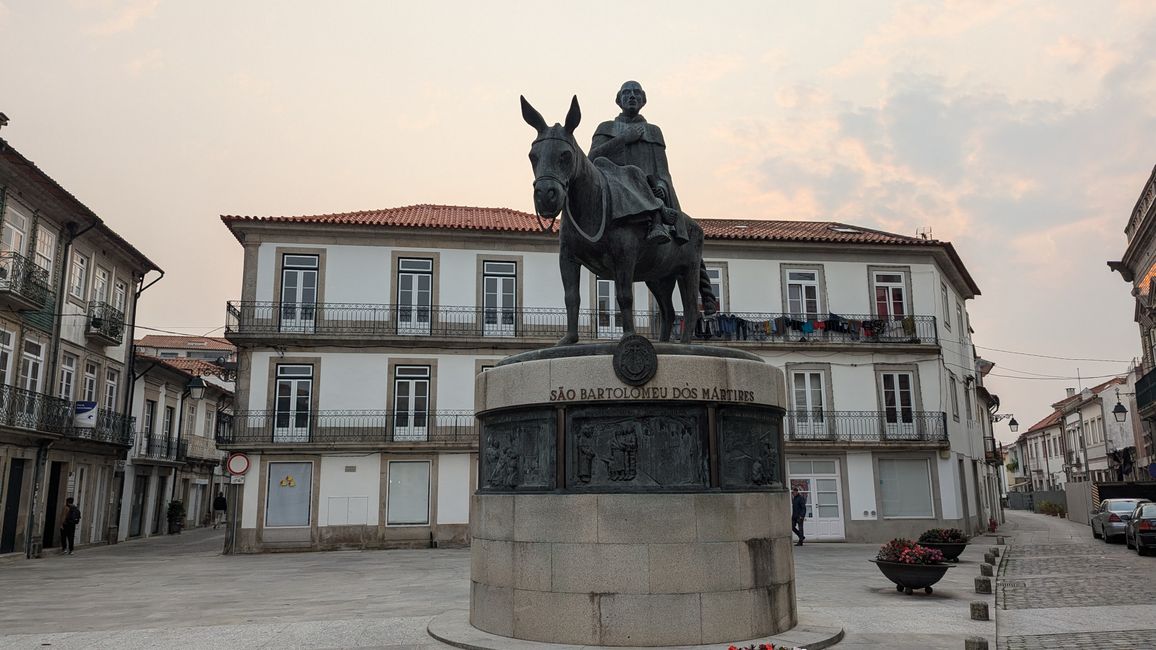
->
[992,413,1018,432]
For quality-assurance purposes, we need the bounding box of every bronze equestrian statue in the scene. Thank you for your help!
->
[521,92,717,345]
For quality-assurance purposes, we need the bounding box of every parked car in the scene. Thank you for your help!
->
[1092,498,1152,542]
[1125,502,1156,556]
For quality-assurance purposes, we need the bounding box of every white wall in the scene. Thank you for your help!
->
[318,454,381,526]
[937,456,961,519]
[845,452,877,520]
[436,453,472,525]
[241,452,261,528]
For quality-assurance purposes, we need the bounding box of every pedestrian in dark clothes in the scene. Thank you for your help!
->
[791,486,807,546]
[60,497,81,555]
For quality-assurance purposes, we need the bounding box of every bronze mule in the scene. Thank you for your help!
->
[521,95,714,345]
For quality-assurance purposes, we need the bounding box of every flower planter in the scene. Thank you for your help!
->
[918,541,967,563]
[870,560,952,595]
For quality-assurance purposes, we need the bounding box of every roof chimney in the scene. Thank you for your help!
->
[1065,387,1076,398]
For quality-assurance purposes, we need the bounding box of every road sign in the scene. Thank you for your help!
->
[229,475,245,485]
[227,452,250,476]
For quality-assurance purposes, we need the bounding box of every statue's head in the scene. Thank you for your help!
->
[616,81,646,116]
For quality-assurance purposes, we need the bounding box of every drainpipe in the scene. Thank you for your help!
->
[25,220,96,559]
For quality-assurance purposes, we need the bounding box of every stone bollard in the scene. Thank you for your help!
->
[989,546,1000,557]
[975,576,992,594]
[984,552,996,564]
[970,601,990,621]
[965,636,990,650]
[997,536,1006,545]
[980,563,994,577]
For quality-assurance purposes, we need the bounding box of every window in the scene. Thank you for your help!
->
[204,408,215,437]
[274,364,313,442]
[18,340,43,393]
[265,461,313,527]
[92,267,110,304]
[144,399,156,435]
[113,280,128,313]
[393,365,430,441]
[879,370,917,437]
[59,353,77,400]
[941,283,951,330]
[964,384,973,422]
[279,255,318,333]
[0,329,13,386]
[1,203,27,255]
[69,252,89,300]
[955,301,964,339]
[185,401,197,436]
[482,261,516,336]
[387,460,430,525]
[791,370,826,438]
[82,362,98,402]
[595,279,623,338]
[784,268,822,317]
[872,270,908,319]
[879,458,934,518]
[396,258,432,335]
[949,375,960,421]
[705,266,725,312]
[104,369,119,411]
[34,226,56,279]
[163,405,174,438]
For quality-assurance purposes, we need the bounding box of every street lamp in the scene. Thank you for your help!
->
[1112,389,1128,423]
[993,413,1018,432]
[186,376,206,401]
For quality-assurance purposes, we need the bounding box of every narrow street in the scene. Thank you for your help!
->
[998,510,1156,649]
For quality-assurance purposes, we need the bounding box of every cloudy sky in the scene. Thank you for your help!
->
[3,1,1155,441]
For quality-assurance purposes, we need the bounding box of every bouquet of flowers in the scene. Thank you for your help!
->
[876,538,945,565]
[918,528,967,544]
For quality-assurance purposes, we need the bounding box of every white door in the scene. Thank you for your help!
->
[788,458,845,541]
[483,262,516,337]
[392,366,429,441]
[273,365,312,442]
[791,371,827,439]
[279,255,317,334]
[880,371,917,439]
[397,259,432,336]
[596,279,622,339]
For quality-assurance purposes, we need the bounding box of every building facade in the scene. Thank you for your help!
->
[117,353,232,541]
[0,137,160,557]
[1108,165,1156,479]
[220,204,999,550]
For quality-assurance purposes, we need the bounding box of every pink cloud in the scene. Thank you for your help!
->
[87,0,159,36]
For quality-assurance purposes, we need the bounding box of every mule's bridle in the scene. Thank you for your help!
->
[529,134,607,243]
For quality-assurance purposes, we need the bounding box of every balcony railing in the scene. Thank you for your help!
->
[135,433,181,461]
[785,410,948,445]
[86,301,125,346]
[225,301,938,345]
[0,383,73,434]
[0,250,51,309]
[184,434,222,461]
[983,435,1000,464]
[69,408,134,446]
[216,409,477,446]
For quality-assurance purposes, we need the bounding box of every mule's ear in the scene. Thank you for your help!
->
[520,95,548,132]
[564,95,581,134]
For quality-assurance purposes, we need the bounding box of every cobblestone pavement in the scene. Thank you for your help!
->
[996,510,1156,649]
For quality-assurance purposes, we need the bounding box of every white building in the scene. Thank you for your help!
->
[117,353,232,540]
[220,204,998,549]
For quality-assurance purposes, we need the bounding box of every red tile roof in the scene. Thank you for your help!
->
[136,335,235,351]
[1024,410,1063,434]
[157,358,230,377]
[221,204,936,246]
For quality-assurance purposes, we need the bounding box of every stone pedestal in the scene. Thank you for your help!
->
[469,343,794,646]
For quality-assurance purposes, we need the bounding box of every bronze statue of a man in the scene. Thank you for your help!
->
[589,81,687,244]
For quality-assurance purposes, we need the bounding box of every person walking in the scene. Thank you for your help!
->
[60,497,81,555]
[791,486,807,547]
[212,492,228,529]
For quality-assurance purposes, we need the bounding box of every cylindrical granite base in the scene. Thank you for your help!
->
[470,492,796,646]
[470,343,795,646]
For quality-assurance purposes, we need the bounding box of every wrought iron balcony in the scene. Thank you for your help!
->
[184,434,222,461]
[785,410,948,446]
[0,383,72,434]
[0,251,51,311]
[225,301,938,346]
[983,435,1001,464]
[69,408,134,446]
[85,301,125,346]
[216,409,477,447]
[134,433,181,461]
